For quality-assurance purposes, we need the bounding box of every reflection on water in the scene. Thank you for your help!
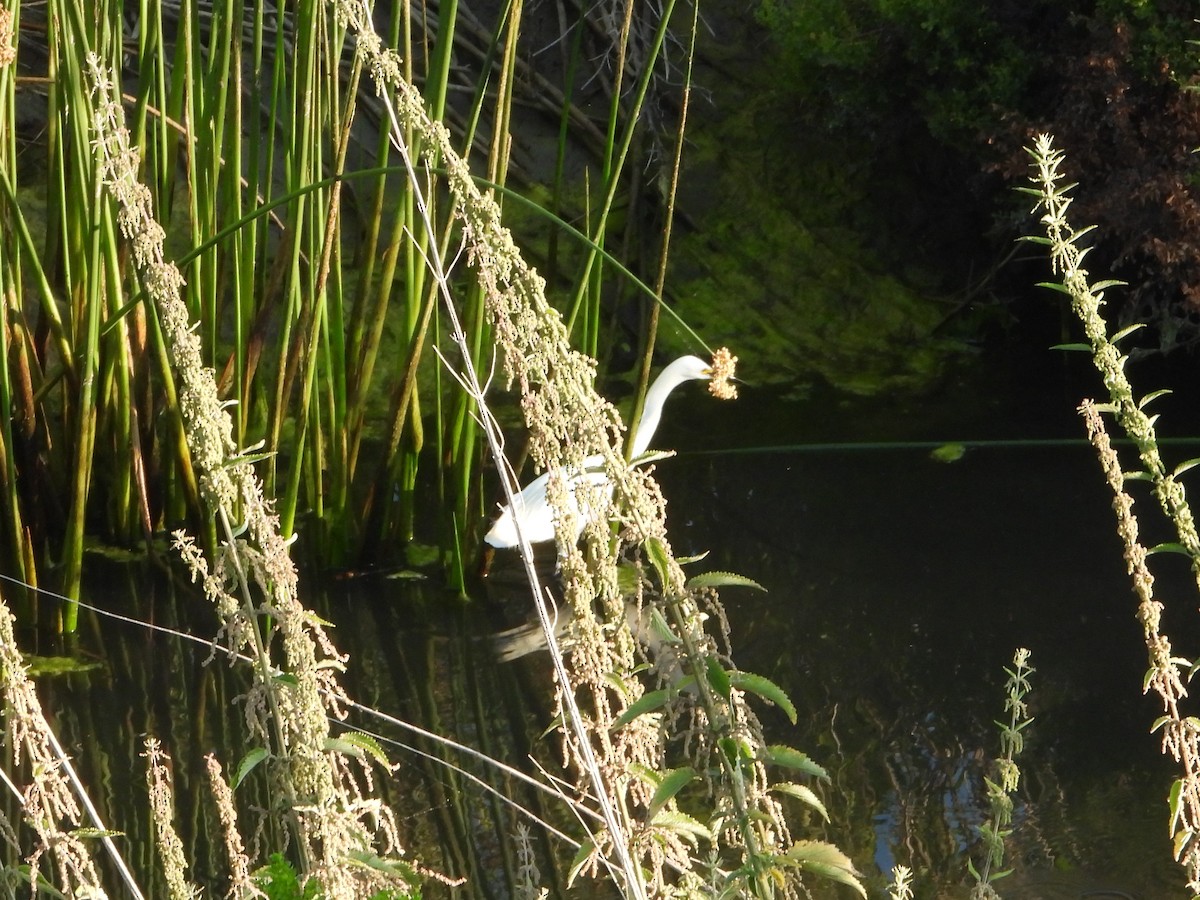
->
[16,350,1196,898]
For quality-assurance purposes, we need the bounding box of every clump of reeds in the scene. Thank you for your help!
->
[1025,133,1200,892]
[335,1,863,896]
[84,54,435,899]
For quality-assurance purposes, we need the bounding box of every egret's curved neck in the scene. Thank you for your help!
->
[630,368,687,458]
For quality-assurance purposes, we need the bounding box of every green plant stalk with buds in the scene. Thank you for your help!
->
[968,648,1034,898]
[336,2,864,896]
[83,51,430,899]
[1025,132,1200,893]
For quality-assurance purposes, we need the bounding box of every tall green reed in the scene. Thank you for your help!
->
[340,3,864,892]
[0,0,700,618]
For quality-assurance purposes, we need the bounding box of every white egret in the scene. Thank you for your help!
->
[484,354,716,550]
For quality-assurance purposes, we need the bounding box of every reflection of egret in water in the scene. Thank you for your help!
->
[483,355,718,550]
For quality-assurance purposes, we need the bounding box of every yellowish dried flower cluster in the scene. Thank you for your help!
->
[708,347,738,400]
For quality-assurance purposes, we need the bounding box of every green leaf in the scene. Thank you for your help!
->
[1140,389,1173,409]
[616,561,641,595]
[762,745,827,780]
[1048,342,1091,352]
[327,730,391,768]
[1111,323,1146,344]
[1174,458,1200,478]
[647,767,696,822]
[1148,542,1191,557]
[612,689,670,730]
[69,828,124,839]
[346,851,419,885]
[780,840,866,897]
[233,748,269,790]
[929,442,967,464]
[1036,282,1071,295]
[729,671,798,724]
[644,537,671,589]
[705,657,732,700]
[686,570,766,592]
[771,782,829,821]
[718,736,754,766]
[567,838,596,886]
[648,809,712,845]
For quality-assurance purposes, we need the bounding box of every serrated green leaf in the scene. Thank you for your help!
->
[762,745,828,780]
[234,747,269,789]
[612,689,670,730]
[686,571,767,592]
[705,657,731,699]
[645,537,671,589]
[676,551,710,565]
[1111,323,1145,344]
[649,809,712,845]
[729,671,798,724]
[567,838,596,886]
[781,840,866,898]
[771,782,829,821]
[329,730,391,768]
[272,672,300,687]
[224,450,276,468]
[1175,458,1200,478]
[1140,389,1173,409]
[647,767,696,822]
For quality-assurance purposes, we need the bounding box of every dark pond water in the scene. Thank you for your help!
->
[12,339,1198,898]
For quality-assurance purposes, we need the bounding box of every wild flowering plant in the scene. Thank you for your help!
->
[1025,132,1200,892]
[333,1,863,895]
[84,54,441,899]
[968,649,1034,899]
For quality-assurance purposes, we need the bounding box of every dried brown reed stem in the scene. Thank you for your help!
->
[84,55,424,898]
[1027,133,1200,890]
[335,1,822,895]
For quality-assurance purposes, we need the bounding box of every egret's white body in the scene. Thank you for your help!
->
[484,355,713,550]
